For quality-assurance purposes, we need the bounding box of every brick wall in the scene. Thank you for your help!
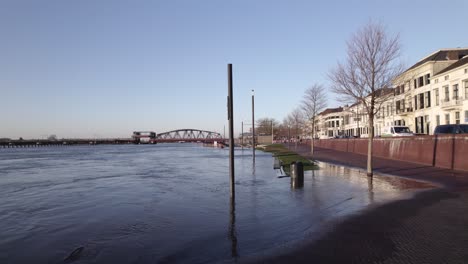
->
[313,135,468,171]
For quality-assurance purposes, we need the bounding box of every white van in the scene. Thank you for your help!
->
[381,126,414,137]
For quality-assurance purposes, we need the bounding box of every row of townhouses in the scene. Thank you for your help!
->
[315,48,468,138]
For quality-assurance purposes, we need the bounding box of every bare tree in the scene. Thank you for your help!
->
[301,84,327,156]
[282,116,293,143]
[255,117,279,135]
[289,108,304,149]
[328,21,402,177]
[275,123,288,139]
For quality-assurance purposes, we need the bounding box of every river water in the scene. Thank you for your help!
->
[0,144,430,263]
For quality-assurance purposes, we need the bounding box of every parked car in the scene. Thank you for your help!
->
[434,124,468,134]
[381,126,414,137]
[334,135,350,139]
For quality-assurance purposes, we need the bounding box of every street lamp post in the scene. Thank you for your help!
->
[227,64,235,199]
[241,121,243,150]
[271,120,274,144]
[251,89,255,162]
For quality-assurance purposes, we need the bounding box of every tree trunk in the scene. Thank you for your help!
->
[311,120,315,156]
[367,113,374,177]
[295,126,298,150]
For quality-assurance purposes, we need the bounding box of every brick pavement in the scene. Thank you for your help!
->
[257,144,468,264]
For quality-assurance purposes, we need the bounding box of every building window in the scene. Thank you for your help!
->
[465,69,467,74]
[434,89,439,106]
[414,79,417,89]
[415,116,424,134]
[436,115,440,126]
[444,86,450,101]
[425,74,430,85]
[419,76,424,87]
[419,93,424,109]
[455,112,460,124]
[435,79,439,84]
[445,114,450,124]
[453,84,459,100]
[425,91,431,107]
[465,111,468,123]
[445,75,449,81]
[465,81,468,99]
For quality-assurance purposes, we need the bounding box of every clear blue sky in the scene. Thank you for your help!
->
[2,0,468,139]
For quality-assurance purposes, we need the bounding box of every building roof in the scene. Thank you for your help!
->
[370,87,394,97]
[434,55,468,77]
[403,48,468,73]
[349,102,360,108]
[318,107,343,116]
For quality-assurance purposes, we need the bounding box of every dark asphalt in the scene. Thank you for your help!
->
[259,144,468,264]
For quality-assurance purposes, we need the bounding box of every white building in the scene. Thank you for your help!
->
[430,55,468,126]
[316,48,468,136]
[392,48,468,134]
[315,107,344,139]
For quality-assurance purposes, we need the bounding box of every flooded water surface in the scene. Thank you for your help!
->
[0,144,431,263]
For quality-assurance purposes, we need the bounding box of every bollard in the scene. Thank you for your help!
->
[291,161,304,188]
[290,162,296,178]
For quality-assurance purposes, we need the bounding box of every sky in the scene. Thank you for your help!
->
[1,0,468,139]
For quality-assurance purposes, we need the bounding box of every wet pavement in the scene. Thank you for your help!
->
[288,143,468,190]
[263,144,468,264]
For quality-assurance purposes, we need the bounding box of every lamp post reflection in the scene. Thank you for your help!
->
[228,198,238,259]
[367,176,374,204]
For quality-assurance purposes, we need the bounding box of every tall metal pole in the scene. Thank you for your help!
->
[228,64,235,199]
[271,120,273,144]
[251,89,255,161]
[241,121,244,150]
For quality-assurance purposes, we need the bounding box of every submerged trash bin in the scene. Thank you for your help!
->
[291,161,304,188]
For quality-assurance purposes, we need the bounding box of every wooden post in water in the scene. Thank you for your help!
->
[228,64,235,199]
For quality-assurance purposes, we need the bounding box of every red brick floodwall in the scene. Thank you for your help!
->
[313,135,468,171]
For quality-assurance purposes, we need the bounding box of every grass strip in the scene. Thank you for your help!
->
[260,144,318,174]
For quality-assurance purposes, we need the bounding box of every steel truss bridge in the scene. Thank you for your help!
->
[156,129,223,143]
[1,129,225,148]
